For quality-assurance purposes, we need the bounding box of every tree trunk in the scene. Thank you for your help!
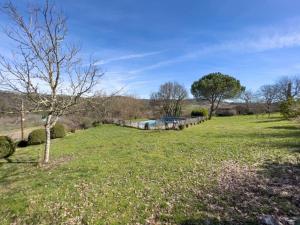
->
[43,115,52,163]
[267,104,271,118]
[209,103,214,120]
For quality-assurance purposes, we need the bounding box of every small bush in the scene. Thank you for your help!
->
[17,140,28,148]
[50,123,66,139]
[216,109,237,116]
[70,129,76,133]
[144,122,149,130]
[0,136,15,159]
[185,124,189,128]
[28,129,46,145]
[178,124,185,130]
[92,121,101,127]
[102,119,114,124]
[280,98,300,119]
[80,118,93,129]
[191,108,208,117]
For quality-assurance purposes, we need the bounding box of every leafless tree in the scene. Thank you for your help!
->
[150,81,188,117]
[275,76,300,101]
[240,90,254,113]
[259,85,277,117]
[0,1,103,163]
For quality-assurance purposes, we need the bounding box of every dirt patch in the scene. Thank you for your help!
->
[187,160,300,225]
[40,155,74,170]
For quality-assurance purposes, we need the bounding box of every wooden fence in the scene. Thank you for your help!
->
[115,116,207,130]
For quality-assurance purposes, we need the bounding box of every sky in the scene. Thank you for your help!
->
[1,0,300,98]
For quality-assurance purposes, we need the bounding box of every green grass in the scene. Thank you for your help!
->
[0,115,299,224]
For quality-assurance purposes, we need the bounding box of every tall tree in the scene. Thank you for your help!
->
[259,85,277,117]
[275,76,300,101]
[0,1,102,163]
[150,82,188,117]
[191,72,244,119]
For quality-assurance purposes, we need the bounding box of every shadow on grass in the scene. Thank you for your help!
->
[268,125,300,130]
[178,160,300,225]
[0,156,39,187]
[1,158,38,164]
[254,118,285,123]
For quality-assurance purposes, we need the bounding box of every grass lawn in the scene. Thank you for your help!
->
[0,115,299,224]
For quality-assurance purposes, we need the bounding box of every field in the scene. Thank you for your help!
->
[0,115,299,224]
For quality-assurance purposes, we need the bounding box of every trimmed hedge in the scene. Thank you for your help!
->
[191,108,208,117]
[178,124,185,130]
[0,136,15,159]
[51,123,66,139]
[28,129,46,145]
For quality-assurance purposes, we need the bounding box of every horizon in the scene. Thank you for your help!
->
[1,0,300,98]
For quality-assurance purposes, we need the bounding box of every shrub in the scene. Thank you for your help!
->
[0,136,15,159]
[191,108,208,117]
[92,121,101,127]
[50,123,66,139]
[28,129,46,145]
[216,109,237,116]
[144,122,149,130]
[178,124,185,130]
[17,140,28,148]
[80,118,93,129]
[70,129,76,133]
[280,98,300,119]
[185,124,189,128]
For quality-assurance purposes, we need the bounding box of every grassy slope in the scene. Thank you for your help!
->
[0,115,299,224]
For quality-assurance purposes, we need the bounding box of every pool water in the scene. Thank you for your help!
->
[140,120,156,125]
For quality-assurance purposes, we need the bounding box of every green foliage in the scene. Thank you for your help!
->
[92,121,101,127]
[178,124,185,130]
[191,72,244,119]
[191,73,244,100]
[50,123,66,139]
[28,129,46,145]
[80,118,93,129]
[191,108,208,117]
[280,98,300,119]
[0,136,15,158]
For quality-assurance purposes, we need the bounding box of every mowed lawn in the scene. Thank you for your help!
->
[0,115,299,224]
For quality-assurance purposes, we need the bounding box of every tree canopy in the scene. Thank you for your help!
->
[191,72,244,119]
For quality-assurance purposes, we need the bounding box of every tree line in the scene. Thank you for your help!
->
[150,74,300,120]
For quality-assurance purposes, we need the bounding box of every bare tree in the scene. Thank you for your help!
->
[275,76,300,101]
[150,82,188,117]
[0,1,103,163]
[259,85,277,117]
[240,90,254,113]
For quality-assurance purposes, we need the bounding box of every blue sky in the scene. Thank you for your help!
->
[1,0,300,98]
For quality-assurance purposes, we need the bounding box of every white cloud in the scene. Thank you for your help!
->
[96,50,164,65]
[130,27,300,73]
